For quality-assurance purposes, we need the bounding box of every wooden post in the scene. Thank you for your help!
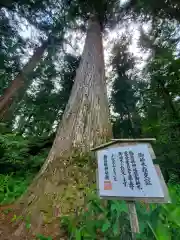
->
[127,201,139,240]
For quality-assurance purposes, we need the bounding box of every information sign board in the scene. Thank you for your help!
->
[97,144,164,199]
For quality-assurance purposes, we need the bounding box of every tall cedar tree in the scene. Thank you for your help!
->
[0,40,49,119]
[111,38,142,138]
[10,0,135,237]
[10,0,180,237]
[0,0,65,119]
[133,0,180,22]
[138,21,180,179]
[139,21,180,128]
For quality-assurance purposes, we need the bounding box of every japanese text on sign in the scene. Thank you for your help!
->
[97,144,164,199]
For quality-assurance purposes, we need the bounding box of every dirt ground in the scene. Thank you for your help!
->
[0,204,67,240]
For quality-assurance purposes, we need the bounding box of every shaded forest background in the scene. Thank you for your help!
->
[0,0,180,239]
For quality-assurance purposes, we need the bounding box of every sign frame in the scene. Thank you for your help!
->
[96,143,164,200]
[92,138,171,239]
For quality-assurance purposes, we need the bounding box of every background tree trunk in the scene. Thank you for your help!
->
[157,78,180,121]
[0,40,48,120]
[12,17,112,237]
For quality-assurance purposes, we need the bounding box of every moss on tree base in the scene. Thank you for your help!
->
[11,151,97,238]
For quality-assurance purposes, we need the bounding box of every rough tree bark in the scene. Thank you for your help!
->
[0,40,48,120]
[11,17,112,238]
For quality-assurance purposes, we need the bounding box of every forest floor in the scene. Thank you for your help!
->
[0,204,20,240]
[0,204,65,240]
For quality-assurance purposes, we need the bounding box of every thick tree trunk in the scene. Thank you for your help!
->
[0,41,48,120]
[11,17,112,238]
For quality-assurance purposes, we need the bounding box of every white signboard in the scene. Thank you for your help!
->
[97,144,164,199]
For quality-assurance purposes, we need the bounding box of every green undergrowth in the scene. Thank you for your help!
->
[1,137,180,240]
[0,131,50,205]
[61,189,132,240]
[0,131,51,176]
[60,185,180,240]
[36,235,52,240]
[0,174,33,204]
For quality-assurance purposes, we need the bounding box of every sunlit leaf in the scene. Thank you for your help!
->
[101,220,111,232]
